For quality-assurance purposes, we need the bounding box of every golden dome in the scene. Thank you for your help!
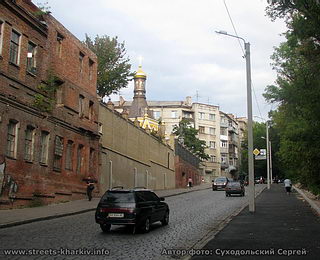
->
[134,65,147,79]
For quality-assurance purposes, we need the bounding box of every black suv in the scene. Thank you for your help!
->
[95,187,169,234]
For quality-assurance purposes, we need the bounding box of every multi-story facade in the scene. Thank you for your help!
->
[219,112,229,176]
[219,112,240,178]
[193,102,221,181]
[235,116,247,175]
[227,114,239,177]
[0,0,99,208]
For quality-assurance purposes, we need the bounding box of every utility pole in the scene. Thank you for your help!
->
[266,121,270,189]
[245,42,255,212]
[216,31,255,212]
[254,116,271,189]
[269,141,273,183]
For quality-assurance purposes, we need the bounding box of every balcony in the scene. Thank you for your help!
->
[221,162,229,169]
[228,125,238,134]
[220,147,228,154]
[229,152,238,159]
[220,121,228,128]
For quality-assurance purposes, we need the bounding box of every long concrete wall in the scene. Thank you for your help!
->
[99,103,175,194]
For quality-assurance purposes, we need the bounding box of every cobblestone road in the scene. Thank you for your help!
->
[0,185,265,260]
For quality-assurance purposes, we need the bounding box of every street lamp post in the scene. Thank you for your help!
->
[216,30,255,212]
[266,122,270,189]
[269,140,273,183]
[256,117,270,190]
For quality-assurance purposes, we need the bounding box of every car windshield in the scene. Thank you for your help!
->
[215,178,227,182]
[228,182,241,187]
[102,191,135,203]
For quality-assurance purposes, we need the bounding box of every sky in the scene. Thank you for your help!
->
[36,0,287,120]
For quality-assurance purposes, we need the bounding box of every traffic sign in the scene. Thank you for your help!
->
[253,148,260,156]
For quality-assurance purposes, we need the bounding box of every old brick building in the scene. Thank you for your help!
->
[0,0,99,208]
[174,139,201,188]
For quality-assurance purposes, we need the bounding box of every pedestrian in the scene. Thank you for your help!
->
[0,154,6,196]
[259,176,264,184]
[86,176,95,201]
[284,178,292,195]
[188,177,193,188]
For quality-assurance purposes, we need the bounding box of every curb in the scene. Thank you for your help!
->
[0,186,211,229]
[0,208,95,229]
[179,185,267,260]
[293,186,320,216]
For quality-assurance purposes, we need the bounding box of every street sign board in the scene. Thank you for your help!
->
[255,155,266,160]
[260,149,266,156]
[253,148,260,156]
[254,148,266,160]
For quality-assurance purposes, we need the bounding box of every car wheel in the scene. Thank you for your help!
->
[161,211,169,226]
[142,217,151,233]
[225,193,228,197]
[100,223,111,233]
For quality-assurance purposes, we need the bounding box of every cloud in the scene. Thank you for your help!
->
[38,0,287,119]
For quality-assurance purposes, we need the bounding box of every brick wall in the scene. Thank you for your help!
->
[0,0,100,208]
[175,156,202,188]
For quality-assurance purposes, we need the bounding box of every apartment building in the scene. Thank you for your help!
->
[192,102,221,180]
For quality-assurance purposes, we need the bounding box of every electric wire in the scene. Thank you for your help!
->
[223,0,264,120]
[223,0,244,56]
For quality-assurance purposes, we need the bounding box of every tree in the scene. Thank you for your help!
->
[240,122,269,179]
[84,35,135,97]
[172,119,210,161]
[264,0,320,194]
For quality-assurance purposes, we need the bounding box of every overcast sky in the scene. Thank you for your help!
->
[37,0,287,119]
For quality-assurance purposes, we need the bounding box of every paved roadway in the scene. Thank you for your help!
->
[0,185,265,260]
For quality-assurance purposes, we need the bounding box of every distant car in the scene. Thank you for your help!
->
[95,187,169,234]
[212,177,229,191]
[225,181,245,197]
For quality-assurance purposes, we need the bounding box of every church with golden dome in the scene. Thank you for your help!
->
[117,64,161,134]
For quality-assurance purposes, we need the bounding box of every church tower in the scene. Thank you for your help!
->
[128,65,149,118]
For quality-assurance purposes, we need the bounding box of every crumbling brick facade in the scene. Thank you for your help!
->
[0,0,99,208]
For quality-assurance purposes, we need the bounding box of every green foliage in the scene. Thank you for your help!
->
[34,2,51,16]
[33,72,60,113]
[172,119,210,161]
[264,0,320,194]
[240,122,269,178]
[84,35,135,98]
[33,94,52,112]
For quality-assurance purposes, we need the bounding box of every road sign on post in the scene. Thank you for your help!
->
[254,149,266,160]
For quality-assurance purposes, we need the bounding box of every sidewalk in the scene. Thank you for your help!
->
[191,184,320,260]
[0,183,211,229]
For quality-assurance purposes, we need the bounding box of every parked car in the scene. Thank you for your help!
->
[212,177,229,190]
[225,181,245,197]
[95,187,169,234]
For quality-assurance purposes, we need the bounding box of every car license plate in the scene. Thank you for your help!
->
[108,213,124,218]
